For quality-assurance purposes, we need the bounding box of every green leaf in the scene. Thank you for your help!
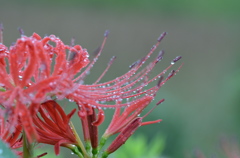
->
[0,139,18,158]
[148,134,166,157]
[111,133,166,158]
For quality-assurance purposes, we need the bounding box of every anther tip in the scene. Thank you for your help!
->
[157,75,164,87]
[71,37,75,46]
[156,99,165,105]
[104,30,110,37]
[157,32,167,42]
[155,50,165,63]
[0,23,3,31]
[167,70,175,78]
[172,56,182,64]
[18,27,24,36]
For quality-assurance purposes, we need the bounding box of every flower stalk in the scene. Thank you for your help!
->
[23,131,34,158]
[69,121,89,158]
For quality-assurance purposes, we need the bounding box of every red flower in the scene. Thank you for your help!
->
[0,30,89,142]
[32,100,77,155]
[0,26,182,157]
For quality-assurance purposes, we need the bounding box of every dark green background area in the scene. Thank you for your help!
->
[1,0,240,157]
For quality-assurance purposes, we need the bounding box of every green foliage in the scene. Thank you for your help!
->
[0,139,18,158]
[110,134,165,158]
[10,0,240,18]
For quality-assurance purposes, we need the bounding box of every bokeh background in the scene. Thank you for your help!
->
[1,0,240,157]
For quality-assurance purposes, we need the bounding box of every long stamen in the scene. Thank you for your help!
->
[75,30,109,82]
[94,56,116,84]
[0,23,3,43]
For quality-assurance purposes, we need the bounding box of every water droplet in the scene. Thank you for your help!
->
[20,37,25,41]
[68,99,74,102]
[40,63,46,71]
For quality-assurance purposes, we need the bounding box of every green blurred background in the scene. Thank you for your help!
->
[1,0,240,157]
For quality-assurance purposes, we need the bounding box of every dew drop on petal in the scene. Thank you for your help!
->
[68,99,74,102]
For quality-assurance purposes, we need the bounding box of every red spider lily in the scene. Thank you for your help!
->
[0,115,23,156]
[32,100,78,155]
[0,29,89,142]
[0,25,182,157]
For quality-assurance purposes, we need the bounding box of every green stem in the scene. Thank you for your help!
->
[92,148,98,158]
[98,136,108,152]
[96,136,108,158]
[85,141,91,153]
[70,121,90,158]
[23,131,33,158]
[66,144,84,158]
[101,151,109,158]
